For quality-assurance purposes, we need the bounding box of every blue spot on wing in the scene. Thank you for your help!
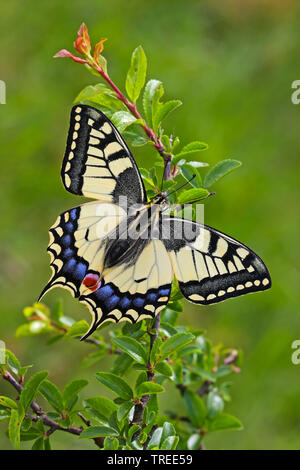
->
[94,284,114,300]
[62,234,71,247]
[133,297,145,308]
[74,262,87,280]
[65,222,74,233]
[147,292,157,302]
[63,248,73,259]
[64,258,76,271]
[69,209,77,221]
[105,295,119,310]
[159,288,170,297]
[119,297,131,309]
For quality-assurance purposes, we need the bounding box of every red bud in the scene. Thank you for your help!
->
[54,49,88,64]
[74,23,91,56]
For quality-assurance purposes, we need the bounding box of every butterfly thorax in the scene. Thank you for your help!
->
[103,197,166,269]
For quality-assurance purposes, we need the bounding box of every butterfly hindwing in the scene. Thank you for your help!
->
[39,201,126,301]
[79,239,173,338]
[161,216,271,304]
[61,105,147,206]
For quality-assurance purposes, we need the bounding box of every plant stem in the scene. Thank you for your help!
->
[90,60,172,175]
[2,372,84,438]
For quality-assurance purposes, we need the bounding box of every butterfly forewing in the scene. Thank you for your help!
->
[161,216,271,304]
[61,105,146,206]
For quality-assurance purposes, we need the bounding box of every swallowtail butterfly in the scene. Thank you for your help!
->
[39,105,271,339]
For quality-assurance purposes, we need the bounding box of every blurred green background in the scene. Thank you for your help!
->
[1,0,300,450]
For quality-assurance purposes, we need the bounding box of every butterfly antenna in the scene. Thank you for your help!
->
[166,174,196,198]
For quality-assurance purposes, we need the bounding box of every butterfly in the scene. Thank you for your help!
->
[39,105,271,340]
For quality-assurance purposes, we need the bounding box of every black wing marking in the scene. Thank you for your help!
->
[61,105,147,206]
[161,216,271,304]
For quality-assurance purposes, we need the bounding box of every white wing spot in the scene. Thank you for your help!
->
[207,293,216,300]
[101,122,112,134]
[144,305,155,312]
[189,294,205,301]
[212,237,228,257]
[236,247,249,259]
[228,261,237,273]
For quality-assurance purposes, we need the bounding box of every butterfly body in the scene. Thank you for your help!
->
[40,105,271,339]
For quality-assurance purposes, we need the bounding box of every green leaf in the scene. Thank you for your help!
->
[127,424,140,442]
[203,159,242,188]
[172,360,183,384]
[207,413,243,432]
[161,435,179,450]
[62,379,88,410]
[74,83,125,111]
[150,337,162,365]
[20,428,41,441]
[0,409,11,422]
[0,396,18,409]
[154,361,173,377]
[96,372,133,400]
[4,350,21,374]
[152,100,182,133]
[183,390,206,428]
[192,368,216,382]
[135,371,148,390]
[125,45,147,102]
[39,380,63,413]
[20,371,48,414]
[180,165,202,188]
[161,332,195,359]
[81,347,108,368]
[64,320,89,338]
[187,433,202,450]
[147,427,163,449]
[167,300,183,312]
[80,425,119,439]
[136,382,164,397]
[15,322,49,338]
[111,111,144,133]
[183,160,209,168]
[117,402,133,421]
[143,79,164,126]
[112,337,147,365]
[172,141,208,164]
[32,436,45,450]
[111,353,134,376]
[161,421,176,441]
[207,391,224,419]
[177,188,210,205]
[122,130,148,147]
[83,396,117,422]
[9,409,22,449]
[147,394,159,415]
[104,436,119,450]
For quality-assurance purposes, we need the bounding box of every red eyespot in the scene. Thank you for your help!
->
[82,273,101,292]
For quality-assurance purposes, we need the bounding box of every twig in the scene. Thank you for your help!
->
[2,371,84,438]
